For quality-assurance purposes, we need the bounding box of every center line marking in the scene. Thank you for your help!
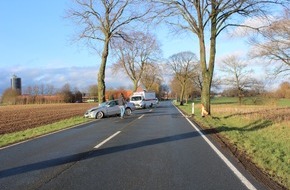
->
[138,114,144,119]
[94,131,121,149]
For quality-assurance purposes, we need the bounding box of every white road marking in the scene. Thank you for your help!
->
[138,114,144,119]
[174,104,257,190]
[94,131,121,149]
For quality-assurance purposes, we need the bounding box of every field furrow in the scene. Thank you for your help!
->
[0,103,96,134]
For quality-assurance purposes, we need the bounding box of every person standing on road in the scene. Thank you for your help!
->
[118,93,126,119]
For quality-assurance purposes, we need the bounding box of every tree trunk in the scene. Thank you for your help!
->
[98,39,110,103]
[180,84,185,106]
[133,80,138,92]
[201,77,211,115]
[238,89,242,105]
[199,11,217,116]
[199,33,211,115]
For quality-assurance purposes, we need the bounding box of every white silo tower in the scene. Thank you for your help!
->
[11,75,22,95]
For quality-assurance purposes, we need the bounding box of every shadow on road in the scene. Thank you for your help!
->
[0,129,215,179]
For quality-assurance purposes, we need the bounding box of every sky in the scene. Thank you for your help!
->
[0,0,281,96]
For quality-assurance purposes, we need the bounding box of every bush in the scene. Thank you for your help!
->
[1,88,19,105]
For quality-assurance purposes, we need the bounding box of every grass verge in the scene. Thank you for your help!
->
[176,98,290,189]
[0,117,91,148]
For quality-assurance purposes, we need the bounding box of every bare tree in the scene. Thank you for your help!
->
[159,84,170,100]
[190,63,203,94]
[68,0,151,103]
[84,84,98,102]
[150,0,287,115]
[170,76,181,101]
[112,31,161,91]
[23,86,33,95]
[184,78,197,103]
[189,63,221,96]
[170,75,195,103]
[249,8,290,77]
[45,84,56,95]
[32,85,40,96]
[220,55,258,104]
[59,83,74,103]
[1,88,18,105]
[167,51,198,105]
[88,84,98,97]
[275,81,290,98]
[141,63,163,91]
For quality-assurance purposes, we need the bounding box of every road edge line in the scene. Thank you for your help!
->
[173,103,257,190]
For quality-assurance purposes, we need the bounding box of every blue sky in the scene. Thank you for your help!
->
[0,0,274,96]
[0,1,104,94]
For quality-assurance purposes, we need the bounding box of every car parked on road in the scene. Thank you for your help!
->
[84,100,136,119]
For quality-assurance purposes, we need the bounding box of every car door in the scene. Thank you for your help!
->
[107,100,120,115]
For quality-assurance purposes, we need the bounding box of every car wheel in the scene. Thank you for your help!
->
[96,111,104,119]
[125,108,132,116]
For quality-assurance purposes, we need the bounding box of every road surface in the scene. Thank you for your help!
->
[0,101,267,190]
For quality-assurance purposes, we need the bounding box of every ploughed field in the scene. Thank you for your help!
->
[0,103,96,135]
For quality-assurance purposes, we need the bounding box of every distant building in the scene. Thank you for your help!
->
[11,75,22,95]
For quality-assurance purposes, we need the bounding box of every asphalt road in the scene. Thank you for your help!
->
[0,101,267,190]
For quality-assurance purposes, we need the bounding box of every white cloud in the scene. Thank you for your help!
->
[230,16,273,37]
[0,65,133,95]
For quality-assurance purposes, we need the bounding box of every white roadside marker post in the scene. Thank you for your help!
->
[192,102,194,115]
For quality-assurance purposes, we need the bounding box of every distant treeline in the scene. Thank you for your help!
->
[0,83,136,105]
[1,89,83,105]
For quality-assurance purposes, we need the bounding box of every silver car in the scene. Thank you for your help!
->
[84,100,136,119]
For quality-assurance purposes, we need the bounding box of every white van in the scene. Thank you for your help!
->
[130,91,157,109]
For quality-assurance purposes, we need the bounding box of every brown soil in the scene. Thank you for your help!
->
[0,103,96,135]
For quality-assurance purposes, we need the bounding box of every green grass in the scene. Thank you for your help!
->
[211,97,238,104]
[176,98,290,189]
[0,117,91,148]
[278,98,290,106]
[208,96,290,106]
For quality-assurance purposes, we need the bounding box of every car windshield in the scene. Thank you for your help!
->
[131,96,142,101]
[98,102,109,107]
